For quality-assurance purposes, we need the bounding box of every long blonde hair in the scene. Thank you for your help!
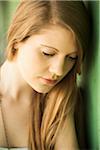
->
[6,0,90,149]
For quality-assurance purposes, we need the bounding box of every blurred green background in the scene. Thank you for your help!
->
[0,0,99,149]
[0,0,19,64]
[82,1,99,149]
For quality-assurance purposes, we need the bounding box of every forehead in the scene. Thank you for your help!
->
[25,25,77,54]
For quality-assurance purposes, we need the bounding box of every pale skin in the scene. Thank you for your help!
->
[0,25,79,149]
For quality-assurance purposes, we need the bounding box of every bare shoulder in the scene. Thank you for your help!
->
[55,113,79,150]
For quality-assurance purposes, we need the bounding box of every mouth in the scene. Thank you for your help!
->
[39,77,58,85]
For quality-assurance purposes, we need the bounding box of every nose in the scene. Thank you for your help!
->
[49,58,65,77]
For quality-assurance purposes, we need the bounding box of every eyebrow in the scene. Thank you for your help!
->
[40,44,77,55]
[41,44,59,52]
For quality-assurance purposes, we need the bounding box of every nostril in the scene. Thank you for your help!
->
[49,66,64,77]
[51,73,60,80]
[49,58,65,76]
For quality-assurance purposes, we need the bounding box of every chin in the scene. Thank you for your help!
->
[34,88,50,94]
[27,80,54,94]
[31,84,52,94]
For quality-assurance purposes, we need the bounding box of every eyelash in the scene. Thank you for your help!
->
[67,56,78,61]
[43,52,78,61]
[42,52,55,57]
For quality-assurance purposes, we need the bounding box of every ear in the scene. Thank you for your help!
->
[77,66,81,75]
[13,42,20,50]
[76,62,81,75]
[11,42,21,59]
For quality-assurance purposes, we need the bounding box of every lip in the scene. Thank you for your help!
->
[39,77,57,85]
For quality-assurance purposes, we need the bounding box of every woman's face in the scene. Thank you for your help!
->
[15,25,78,93]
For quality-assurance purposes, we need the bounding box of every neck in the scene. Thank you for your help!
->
[0,60,33,103]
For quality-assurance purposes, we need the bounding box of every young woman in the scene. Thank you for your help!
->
[0,1,90,150]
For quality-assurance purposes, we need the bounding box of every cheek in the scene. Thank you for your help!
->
[64,62,75,75]
[17,48,48,75]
